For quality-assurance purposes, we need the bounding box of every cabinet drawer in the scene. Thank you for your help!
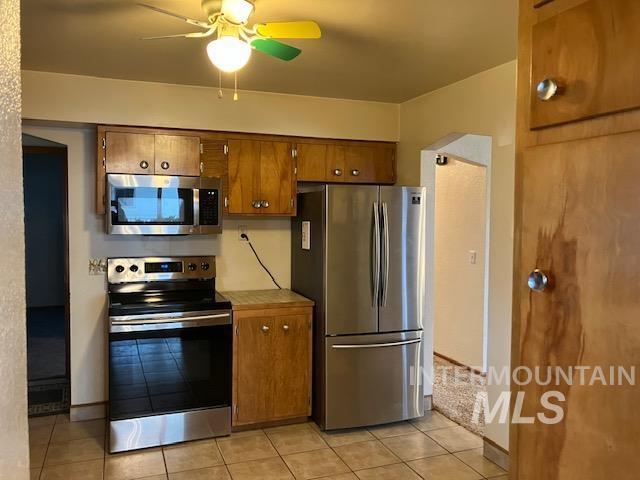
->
[530,0,640,129]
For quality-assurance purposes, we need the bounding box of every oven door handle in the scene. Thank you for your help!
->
[110,312,231,333]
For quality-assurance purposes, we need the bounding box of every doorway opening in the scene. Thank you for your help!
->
[23,134,70,417]
[421,134,492,435]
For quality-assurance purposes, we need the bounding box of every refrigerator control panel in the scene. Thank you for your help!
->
[411,193,422,205]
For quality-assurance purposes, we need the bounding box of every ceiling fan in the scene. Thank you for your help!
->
[140,0,322,74]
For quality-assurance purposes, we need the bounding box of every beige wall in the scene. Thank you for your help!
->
[0,0,30,477]
[434,158,487,369]
[399,61,516,450]
[21,72,400,407]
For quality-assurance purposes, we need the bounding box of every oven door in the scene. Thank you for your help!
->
[107,174,198,235]
[108,311,232,422]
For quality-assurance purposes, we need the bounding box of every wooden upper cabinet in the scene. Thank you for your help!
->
[104,131,155,174]
[201,139,229,213]
[530,0,640,129]
[296,143,328,182]
[325,145,346,182]
[154,134,200,176]
[227,139,295,216]
[345,145,396,184]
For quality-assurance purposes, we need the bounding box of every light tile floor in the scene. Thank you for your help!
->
[29,411,508,480]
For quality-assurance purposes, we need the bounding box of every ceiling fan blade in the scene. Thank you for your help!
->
[256,21,321,39]
[251,38,301,61]
[138,3,210,28]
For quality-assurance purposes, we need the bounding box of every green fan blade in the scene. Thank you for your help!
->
[251,38,301,61]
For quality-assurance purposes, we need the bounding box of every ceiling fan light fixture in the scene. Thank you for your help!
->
[221,0,254,24]
[207,36,252,73]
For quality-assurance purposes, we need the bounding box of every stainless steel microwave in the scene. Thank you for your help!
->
[107,174,222,235]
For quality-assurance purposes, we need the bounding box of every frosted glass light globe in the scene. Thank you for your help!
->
[207,36,252,73]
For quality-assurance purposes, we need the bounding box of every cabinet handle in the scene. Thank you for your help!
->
[261,325,270,332]
[333,169,343,176]
[351,169,360,176]
[252,200,262,209]
[261,200,270,209]
[527,269,550,292]
[283,324,289,331]
[160,161,170,170]
[140,160,149,170]
[200,162,204,174]
[536,78,562,101]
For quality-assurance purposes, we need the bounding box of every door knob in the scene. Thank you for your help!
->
[536,78,562,101]
[527,269,549,292]
[160,161,170,170]
[333,169,343,176]
[260,200,270,208]
[351,169,360,176]
[261,325,270,332]
[139,160,149,169]
[283,324,289,331]
[252,200,262,209]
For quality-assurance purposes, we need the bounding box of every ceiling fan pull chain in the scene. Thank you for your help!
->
[234,73,239,101]
[218,70,223,99]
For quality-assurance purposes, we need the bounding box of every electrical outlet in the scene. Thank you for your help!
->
[238,225,248,241]
[89,258,107,275]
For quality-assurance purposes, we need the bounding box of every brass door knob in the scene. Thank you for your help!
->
[527,269,549,292]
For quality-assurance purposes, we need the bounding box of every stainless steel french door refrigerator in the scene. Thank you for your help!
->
[292,185,426,430]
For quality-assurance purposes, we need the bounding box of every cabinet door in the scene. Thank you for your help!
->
[514,131,640,478]
[531,0,640,129]
[325,145,346,183]
[227,139,261,214]
[344,145,396,184]
[272,314,312,419]
[201,140,229,214]
[105,131,155,174]
[154,134,200,176]
[296,143,328,182]
[234,315,276,425]
[259,141,295,215]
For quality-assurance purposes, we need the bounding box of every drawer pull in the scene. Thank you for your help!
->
[139,160,149,169]
[536,78,562,101]
[160,161,170,170]
[261,325,270,332]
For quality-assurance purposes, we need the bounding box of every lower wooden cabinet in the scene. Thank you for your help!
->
[232,306,312,427]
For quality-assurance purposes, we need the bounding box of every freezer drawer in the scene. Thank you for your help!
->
[324,331,423,430]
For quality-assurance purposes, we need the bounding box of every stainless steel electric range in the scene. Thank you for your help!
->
[107,256,232,453]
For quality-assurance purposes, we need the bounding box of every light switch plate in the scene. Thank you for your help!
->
[468,250,477,265]
[301,221,311,250]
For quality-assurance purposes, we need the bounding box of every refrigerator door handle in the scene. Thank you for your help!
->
[381,202,390,307]
[372,202,381,307]
[332,339,422,349]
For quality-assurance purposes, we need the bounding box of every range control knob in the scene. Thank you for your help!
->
[188,263,197,272]
[115,265,125,273]
[201,262,210,271]
[129,265,139,273]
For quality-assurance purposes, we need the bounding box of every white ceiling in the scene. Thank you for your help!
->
[21,0,517,103]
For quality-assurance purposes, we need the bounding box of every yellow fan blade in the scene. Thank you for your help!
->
[256,21,321,39]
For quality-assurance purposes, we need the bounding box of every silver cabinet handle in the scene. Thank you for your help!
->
[528,269,549,292]
[536,78,561,101]
[261,325,270,332]
[351,169,360,176]
[160,161,170,170]
[252,200,262,209]
[333,169,343,176]
[283,325,289,331]
[261,200,270,208]
[139,160,149,169]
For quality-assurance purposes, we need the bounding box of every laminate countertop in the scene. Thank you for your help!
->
[221,289,314,311]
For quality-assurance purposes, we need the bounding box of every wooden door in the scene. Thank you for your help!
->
[234,314,276,425]
[514,132,640,479]
[154,134,200,176]
[271,314,312,419]
[201,139,229,213]
[344,145,396,184]
[325,145,346,183]
[227,139,261,214]
[259,141,295,215]
[104,131,155,174]
[296,143,328,182]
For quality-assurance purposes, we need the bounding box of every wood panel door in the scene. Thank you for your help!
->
[514,131,640,479]
[296,143,328,182]
[104,131,155,174]
[259,141,295,215]
[234,314,276,425]
[325,145,346,183]
[154,134,200,176]
[271,314,312,419]
[201,140,229,213]
[227,139,261,215]
[530,0,640,129]
[344,145,396,184]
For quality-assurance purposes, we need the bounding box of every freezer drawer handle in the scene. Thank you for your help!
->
[332,339,421,349]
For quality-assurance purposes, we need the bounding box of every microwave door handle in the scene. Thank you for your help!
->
[193,189,200,228]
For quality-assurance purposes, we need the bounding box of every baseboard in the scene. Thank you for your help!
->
[434,351,486,377]
[232,416,309,432]
[424,395,433,411]
[483,437,509,471]
[70,402,106,422]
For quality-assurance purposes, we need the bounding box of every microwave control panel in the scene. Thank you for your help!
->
[199,189,219,226]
